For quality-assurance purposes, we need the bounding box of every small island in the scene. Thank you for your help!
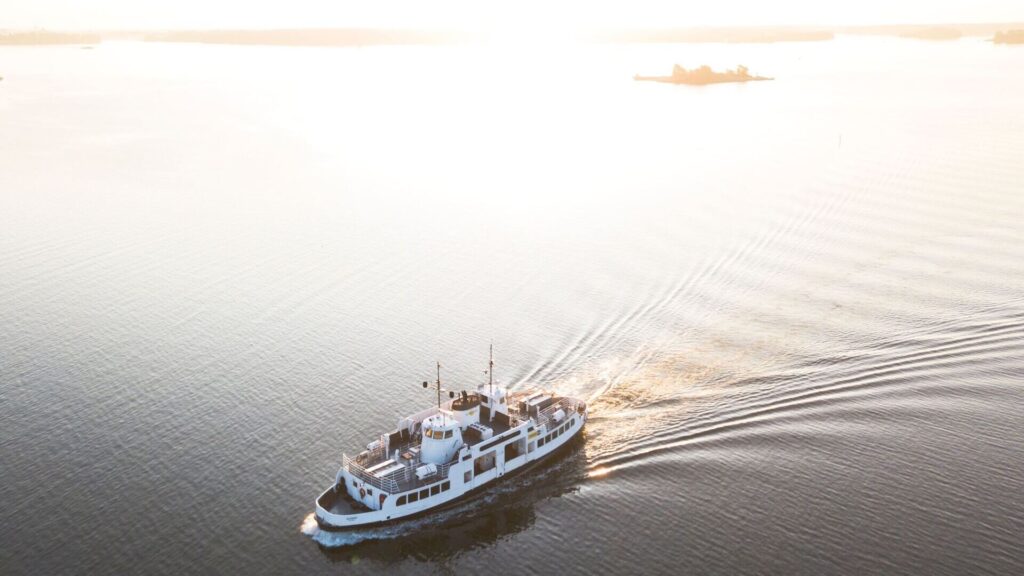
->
[634,64,772,85]
[993,30,1024,44]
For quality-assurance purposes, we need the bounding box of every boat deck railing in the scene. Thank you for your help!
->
[344,443,457,494]
[344,453,403,493]
[532,397,586,431]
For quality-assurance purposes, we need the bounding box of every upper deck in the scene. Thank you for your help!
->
[342,391,583,494]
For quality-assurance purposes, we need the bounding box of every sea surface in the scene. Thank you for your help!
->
[1,36,1023,575]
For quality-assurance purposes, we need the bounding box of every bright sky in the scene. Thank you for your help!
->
[5,0,1022,30]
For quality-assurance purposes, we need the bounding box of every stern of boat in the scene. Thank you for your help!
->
[314,484,388,530]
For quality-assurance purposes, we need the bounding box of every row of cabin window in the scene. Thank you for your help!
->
[396,481,451,506]
[424,428,454,440]
[536,417,575,449]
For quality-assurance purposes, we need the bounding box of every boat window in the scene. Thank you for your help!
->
[464,470,472,482]
[352,479,357,487]
[419,488,429,500]
[409,492,419,503]
[424,428,431,437]
[431,485,440,496]
[397,495,407,506]
[442,481,450,491]
[367,488,373,496]
[538,438,545,447]
[444,430,453,439]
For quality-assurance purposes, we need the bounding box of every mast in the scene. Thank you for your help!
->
[422,362,452,414]
[489,343,494,397]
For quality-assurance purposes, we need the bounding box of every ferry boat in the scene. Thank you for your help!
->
[314,348,588,530]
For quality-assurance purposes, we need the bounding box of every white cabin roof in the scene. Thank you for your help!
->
[423,413,457,430]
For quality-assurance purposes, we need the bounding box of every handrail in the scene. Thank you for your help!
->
[535,398,583,430]
[343,452,457,495]
[343,453,401,493]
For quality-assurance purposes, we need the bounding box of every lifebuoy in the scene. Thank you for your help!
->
[359,487,366,498]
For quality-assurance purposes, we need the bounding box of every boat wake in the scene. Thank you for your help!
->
[578,300,1024,478]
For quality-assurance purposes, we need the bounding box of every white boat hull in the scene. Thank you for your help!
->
[315,401,587,530]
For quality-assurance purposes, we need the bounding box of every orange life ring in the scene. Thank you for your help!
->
[359,487,366,498]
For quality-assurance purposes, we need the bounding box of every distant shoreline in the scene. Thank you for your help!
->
[0,31,100,45]
[141,29,477,46]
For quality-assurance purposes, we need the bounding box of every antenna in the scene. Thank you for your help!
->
[489,343,494,397]
[421,361,455,412]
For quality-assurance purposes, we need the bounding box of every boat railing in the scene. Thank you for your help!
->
[535,397,585,430]
[343,453,402,493]
[352,433,390,466]
[343,451,458,495]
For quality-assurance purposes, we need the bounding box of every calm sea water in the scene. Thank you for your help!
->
[2,36,1023,575]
